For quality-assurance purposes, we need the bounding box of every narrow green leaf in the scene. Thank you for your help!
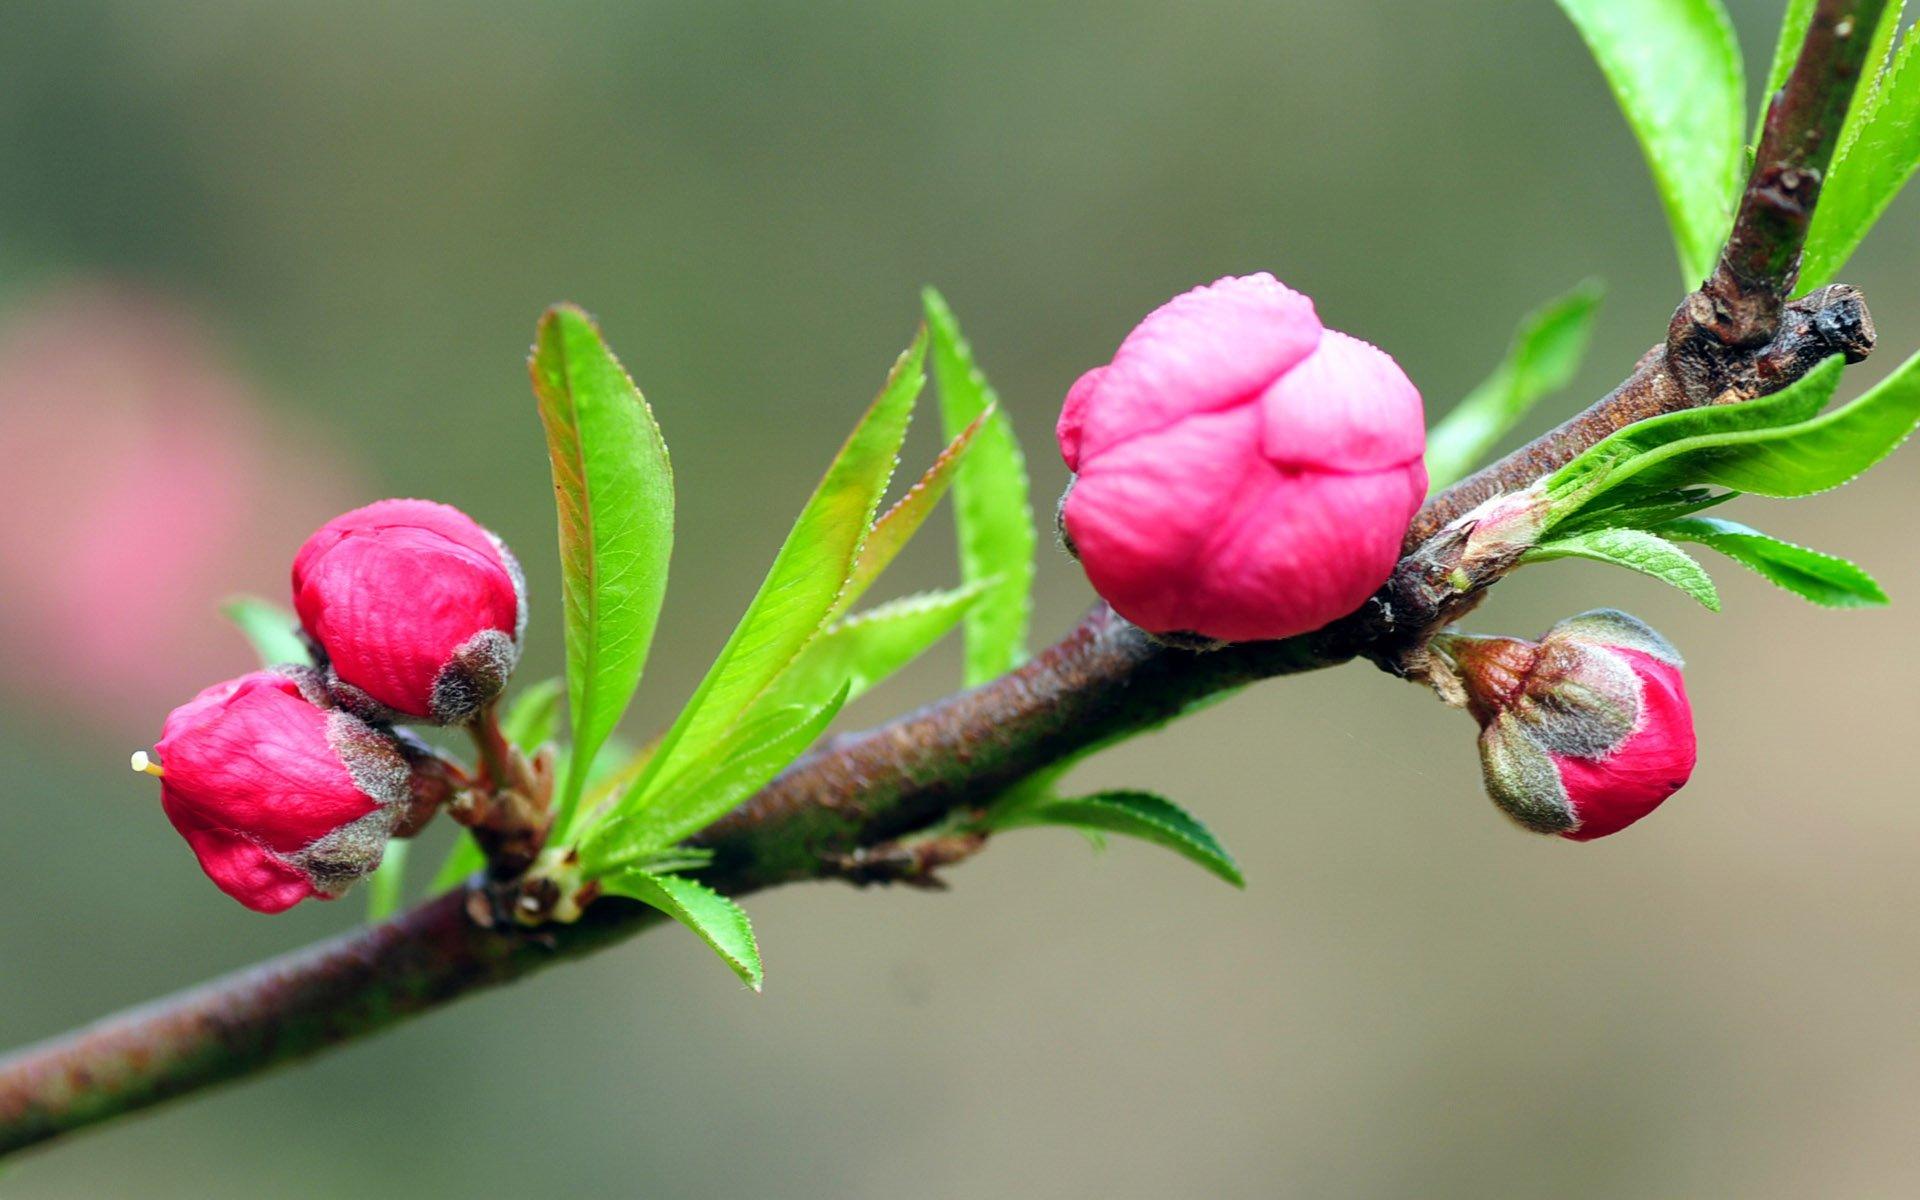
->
[587,686,851,870]
[836,408,989,618]
[1656,516,1889,607]
[531,305,675,836]
[1555,0,1745,283]
[500,677,564,753]
[1523,526,1722,610]
[627,335,923,805]
[1425,280,1604,490]
[220,596,310,668]
[993,789,1244,888]
[755,584,988,716]
[1616,352,1920,500]
[365,841,408,921]
[1553,487,1735,536]
[1801,21,1920,287]
[600,870,763,991]
[431,834,487,892]
[1544,355,1847,518]
[922,288,1036,685]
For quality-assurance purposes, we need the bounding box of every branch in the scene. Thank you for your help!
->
[0,607,1329,1157]
[0,0,1888,1158]
[1697,0,1888,348]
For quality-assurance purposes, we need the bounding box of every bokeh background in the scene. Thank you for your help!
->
[3,1,1917,1195]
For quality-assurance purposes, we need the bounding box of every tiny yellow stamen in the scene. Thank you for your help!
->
[131,751,164,778]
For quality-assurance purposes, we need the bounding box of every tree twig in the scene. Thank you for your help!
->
[1696,0,1888,348]
[0,0,1889,1159]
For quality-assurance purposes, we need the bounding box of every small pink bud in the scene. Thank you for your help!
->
[148,668,411,912]
[292,499,525,723]
[1056,274,1427,643]
[1442,610,1697,841]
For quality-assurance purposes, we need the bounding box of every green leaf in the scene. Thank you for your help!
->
[755,584,988,716]
[1606,352,1920,501]
[626,334,923,805]
[600,870,763,991]
[586,685,850,871]
[220,596,310,668]
[1544,355,1847,518]
[1555,0,1745,283]
[923,288,1036,685]
[500,677,564,753]
[1656,516,1889,607]
[531,305,676,836]
[1552,487,1735,536]
[836,409,989,618]
[991,789,1244,888]
[1425,280,1604,490]
[1801,17,1920,287]
[431,834,487,893]
[364,841,408,921]
[1522,526,1721,610]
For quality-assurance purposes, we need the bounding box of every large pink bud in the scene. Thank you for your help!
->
[1443,610,1698,841]
[146,668,410,912]
[1056,274,1427,643]
[293,499,526,724]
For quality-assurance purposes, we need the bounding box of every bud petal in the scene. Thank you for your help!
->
[151,669,410,911]
[1057,274,1427,643]
[292,499,525,723]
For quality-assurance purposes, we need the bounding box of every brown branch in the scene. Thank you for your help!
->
[0,0,1891,1159]
[0,607,1329,1157]
[1695,0,1888,348]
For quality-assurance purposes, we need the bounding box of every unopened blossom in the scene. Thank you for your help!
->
[293,499,525,723]
[144,668,410,912]
[1057,273,1427,643]
[1443,609,1697,841]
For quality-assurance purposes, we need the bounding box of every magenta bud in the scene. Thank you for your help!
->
[292,499,526,724]
[1440,609,1697,841]
[146,668,410,912]
[1055,273,1428,643]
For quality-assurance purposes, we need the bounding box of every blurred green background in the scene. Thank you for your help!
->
[3,1,1917,1195]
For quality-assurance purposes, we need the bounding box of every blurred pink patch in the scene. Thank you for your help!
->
[0,284,358,735]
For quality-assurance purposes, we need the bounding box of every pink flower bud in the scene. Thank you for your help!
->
[149,668,410,912]
[1444,610,1697,841]
[292,499,526,723]
[1056,274,1427,643]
